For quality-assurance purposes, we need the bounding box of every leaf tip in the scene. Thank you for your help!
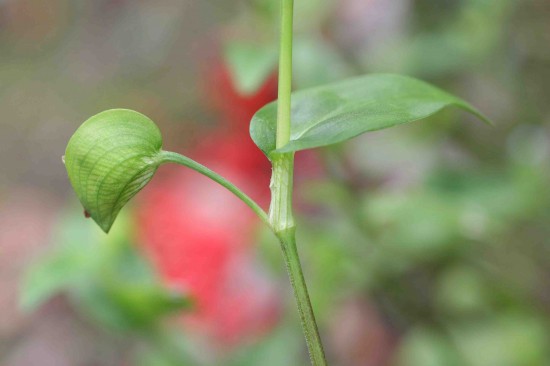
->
[454,100,494,127]
[98,220,114,234]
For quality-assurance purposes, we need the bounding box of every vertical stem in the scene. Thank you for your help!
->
[277,228,328,366]
[276,0,294,149]
[270,0,328,365]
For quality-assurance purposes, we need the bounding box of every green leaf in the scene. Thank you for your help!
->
[250,74,491,157]
[64,109,163,233]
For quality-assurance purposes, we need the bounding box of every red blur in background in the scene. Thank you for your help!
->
[136,58,279,346]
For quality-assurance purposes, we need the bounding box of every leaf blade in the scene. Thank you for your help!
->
[250,74,491,156]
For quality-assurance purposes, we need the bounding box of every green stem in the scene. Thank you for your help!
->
[277,228,328,366]
[269,154,295,231]
[276,0,294,149]
[271,0,328,364]
[159,150,270,227]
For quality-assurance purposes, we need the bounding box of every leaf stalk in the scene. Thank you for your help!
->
[159,150,270,227]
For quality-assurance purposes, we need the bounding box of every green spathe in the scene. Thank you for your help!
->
[250,73,492,157]
[64,109,269,233]
[64,109,163,233]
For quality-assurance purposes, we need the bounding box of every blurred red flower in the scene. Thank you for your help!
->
[135,60,279,346]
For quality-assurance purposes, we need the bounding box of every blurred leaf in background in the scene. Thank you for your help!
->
[22,209,191,331]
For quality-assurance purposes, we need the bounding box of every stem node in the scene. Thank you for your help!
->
[269,153,295,233]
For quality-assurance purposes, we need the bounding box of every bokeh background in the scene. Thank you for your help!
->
[1,0,550,365]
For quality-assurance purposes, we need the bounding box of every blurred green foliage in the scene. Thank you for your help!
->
[22,210,191,331]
